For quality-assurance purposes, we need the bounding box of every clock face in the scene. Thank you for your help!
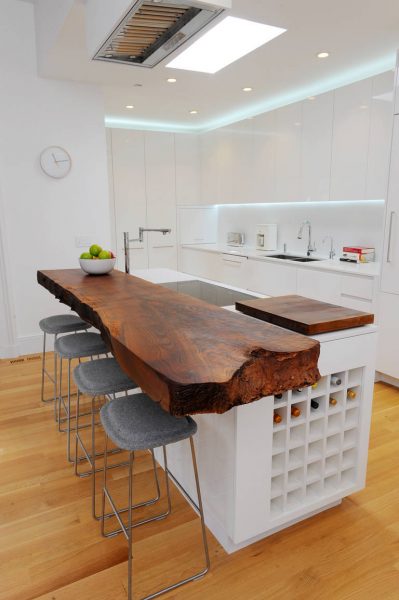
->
[40,146,72,179]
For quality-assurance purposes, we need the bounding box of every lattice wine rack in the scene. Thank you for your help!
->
[270,367,363,518]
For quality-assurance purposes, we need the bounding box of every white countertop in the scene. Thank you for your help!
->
[181,244,381,278]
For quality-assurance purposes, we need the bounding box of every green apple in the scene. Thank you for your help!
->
[89,244,102,257]
[80,252,92,259]
[98,249,111,259]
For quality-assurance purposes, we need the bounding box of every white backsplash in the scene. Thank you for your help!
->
[217,201,385,259]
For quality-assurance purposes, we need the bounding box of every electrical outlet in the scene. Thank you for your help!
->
[75,236,93,248]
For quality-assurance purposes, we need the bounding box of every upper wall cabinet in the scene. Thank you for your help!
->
[301,92,334,202]
[366,71,394,199]
[252,110,276,203]
[175,133,201,206]
[274,103,303,202]
[200,129,221,204]
[330,78,373,200]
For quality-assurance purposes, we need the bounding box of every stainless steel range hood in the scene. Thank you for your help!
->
[93,0,226,68]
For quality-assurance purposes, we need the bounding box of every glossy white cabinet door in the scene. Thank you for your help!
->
[366,71,394,200]
[376,291,399,377]
[175,133,201,206]
[247,259,297,296]
[274,103,302,202]
[200,130,220,204]
[110,129,148,270]
[381,117,399,294]
[178,207,217,244]
[144,132,177,269]
[330,78,372,200]
[297,268,341,304]
[179,247,220,281]
[217,126,234,204]
[301,92,333,202]
[229,120,254,204]
[395,61,399,115]
[252,111,276,203]
[218,254,249,288]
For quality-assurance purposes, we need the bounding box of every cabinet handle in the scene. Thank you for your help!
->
[387,211,396,263]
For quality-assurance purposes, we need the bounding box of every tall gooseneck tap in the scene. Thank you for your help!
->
[123,228,171,273]
[297,220,316,256]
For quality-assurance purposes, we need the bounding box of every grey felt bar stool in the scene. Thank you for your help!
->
[39,314,90,407]
[100,393,210,600]
[54,332,109,462]
[73,357,160,520]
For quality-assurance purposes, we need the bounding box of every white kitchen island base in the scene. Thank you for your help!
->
[155,323,377,553]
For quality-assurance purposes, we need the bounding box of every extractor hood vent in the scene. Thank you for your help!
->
[93,0,225,68]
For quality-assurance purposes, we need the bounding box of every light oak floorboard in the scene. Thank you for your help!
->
[0,354,398,599]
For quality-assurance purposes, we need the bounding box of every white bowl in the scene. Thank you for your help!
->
[79,257,116,275]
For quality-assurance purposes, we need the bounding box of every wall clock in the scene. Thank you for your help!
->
[40,146,72,179]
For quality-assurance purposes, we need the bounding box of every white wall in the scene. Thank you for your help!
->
[217,201,385,258]
[0,0,111,357]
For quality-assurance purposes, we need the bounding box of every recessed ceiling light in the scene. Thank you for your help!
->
[166,16,286,74]
[189,110,198,115]
[308,96,316,100]
[167,78,177,83]
[317,52,330,58]
[125,105,134,109]
[359,104,368,109]
[294,122,301,127]
[242,87,253,92]
[133,83,143,87]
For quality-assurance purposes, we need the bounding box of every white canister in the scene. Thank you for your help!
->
[256,224,277,250]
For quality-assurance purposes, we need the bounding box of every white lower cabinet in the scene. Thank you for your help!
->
[179,247,220,281]
[297,268,341,303]
[218,254,249,288]
[247,260,297,296]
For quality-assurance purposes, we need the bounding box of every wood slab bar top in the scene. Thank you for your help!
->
[37,269,320,415]
[236,295,374,336]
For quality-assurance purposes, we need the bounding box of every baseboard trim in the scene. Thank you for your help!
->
[375,371,399,389]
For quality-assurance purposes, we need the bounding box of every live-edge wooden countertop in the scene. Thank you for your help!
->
[37,269,320,416]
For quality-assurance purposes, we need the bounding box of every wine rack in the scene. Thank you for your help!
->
[270,367,362,519]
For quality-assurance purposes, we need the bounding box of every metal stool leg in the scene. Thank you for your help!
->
[41,332,59,405]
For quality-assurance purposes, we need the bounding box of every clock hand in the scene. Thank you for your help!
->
[52,152,57,164]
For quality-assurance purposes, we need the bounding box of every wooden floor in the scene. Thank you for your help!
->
[0,354,398,600]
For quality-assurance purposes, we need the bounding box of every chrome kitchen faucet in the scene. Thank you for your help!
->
[297,220,316,256]
[123,228,171,274]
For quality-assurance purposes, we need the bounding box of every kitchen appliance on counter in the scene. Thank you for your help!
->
[340,246,375,263]
[227,232,245,246]
[256,224,277,251]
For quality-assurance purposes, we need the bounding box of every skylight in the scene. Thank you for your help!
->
[166,16,286,74]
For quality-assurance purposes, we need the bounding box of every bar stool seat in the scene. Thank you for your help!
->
[39,314,90,406]
[55,332,108,359]
[73,357,135,396]
[54,332,109,462]
[73,358,160,522]
[100,394,209,600]
[101,393,197,450]
[39,314,89,335]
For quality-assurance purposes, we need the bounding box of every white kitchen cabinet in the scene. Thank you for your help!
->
[330,78,372,200]
[178,206,217,244]
[274,103,303,203]
[366,71,394,200]
[175,133,201,206]
[179,247,219,281]
[200,130,220,204]
[301,92,333,202]
[395,56,399,115]
[252,111,275,203]
[218,254,249,288]
[381,117,399,295]
[376,291,399,377]
[110,129,148,270]
[247,259,297,296]
[144,132,177,269]
[228,120,254,204]
[297,268,341,304]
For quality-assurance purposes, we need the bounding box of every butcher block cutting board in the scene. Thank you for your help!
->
[235,295,374,335]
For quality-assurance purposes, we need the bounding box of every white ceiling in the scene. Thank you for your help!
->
[34,0,399,131]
